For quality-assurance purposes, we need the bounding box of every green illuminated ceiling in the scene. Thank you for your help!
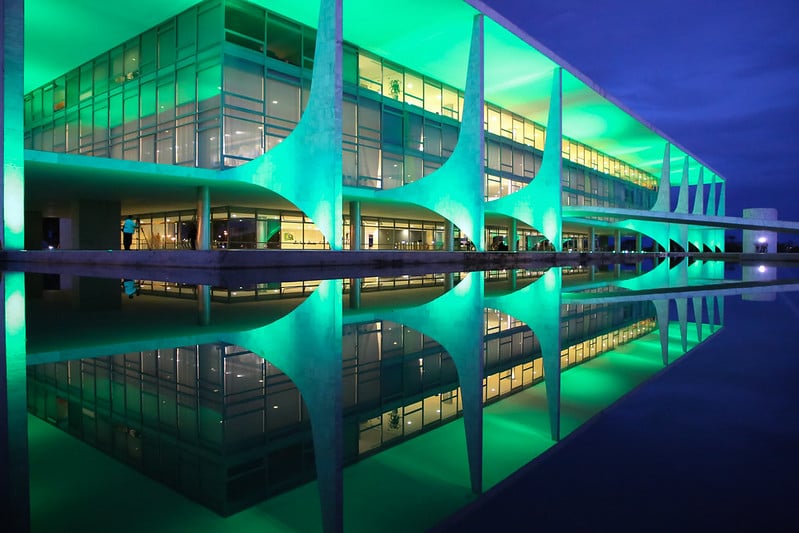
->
[23,0,722,184]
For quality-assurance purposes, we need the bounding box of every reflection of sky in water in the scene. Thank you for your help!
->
[11,262,799,531]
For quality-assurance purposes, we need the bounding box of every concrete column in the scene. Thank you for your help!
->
[71,200,119,250]
[614,230,621,253]
[509,218,517,251]
[692,168,705,216]
[198,285,211,325]
[675,156,690,214]
[1,0,24,250]
[1,271,28,531]
[652,143,671,212]
[445,220,455,251]
[589,227,596,252]
[349,201,361,251]
[196,186,211,251]
[636,233,642,252]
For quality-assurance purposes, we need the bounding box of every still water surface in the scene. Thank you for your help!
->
[14,259,799,532]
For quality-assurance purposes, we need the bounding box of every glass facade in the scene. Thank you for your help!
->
[25,0,658,242]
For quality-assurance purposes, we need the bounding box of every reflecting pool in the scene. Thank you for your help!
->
[4,259,799,532]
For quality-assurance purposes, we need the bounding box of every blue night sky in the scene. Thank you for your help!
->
[483,0,799,223]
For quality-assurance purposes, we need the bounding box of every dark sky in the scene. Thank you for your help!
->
[482,0,799,223]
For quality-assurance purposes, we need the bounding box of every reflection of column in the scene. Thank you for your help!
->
[445,272,455,291]
[1,271,28,530]
[224,279,343,533]
[196,186,211,250]
[349,201,361,251]
[384,272,485,493]
[706,296,716,332]
[349,278,361,309]
[197,285,211,325]
[509,269,517,291]
[676,297,688,352]
[445,220,454,251]
[692,297,703,342]
[654,299,670,365]
[486,268,562,440]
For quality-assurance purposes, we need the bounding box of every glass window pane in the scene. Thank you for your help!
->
[266,14,302,66]
[442,87,458,119]
[267,77,299,123]
[224,56,264,101]
[382,109,402,147]
[404,73,422,107]
[358,53,381,93]
[424,82,441,115]
[383,65,402,101]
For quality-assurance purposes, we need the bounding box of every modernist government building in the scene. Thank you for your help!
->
[7,0,774,256]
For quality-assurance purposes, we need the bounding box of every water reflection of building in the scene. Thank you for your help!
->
[26,281,655,516]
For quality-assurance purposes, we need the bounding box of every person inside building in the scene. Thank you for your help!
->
[121,215,138,250]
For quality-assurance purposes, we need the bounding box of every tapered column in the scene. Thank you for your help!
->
[692,168,705,215]
[1,0,24,250]
[378,14,485,249]
[651,143,671,212]
[349,201,361,251]
[196,186,211,250]
[486,67,562,250]
[2,272,28,531]
[675,156,690,214]
[224,0,343,249]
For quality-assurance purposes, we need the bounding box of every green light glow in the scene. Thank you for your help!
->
[4,0,25,250]
[3,270,28,527]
